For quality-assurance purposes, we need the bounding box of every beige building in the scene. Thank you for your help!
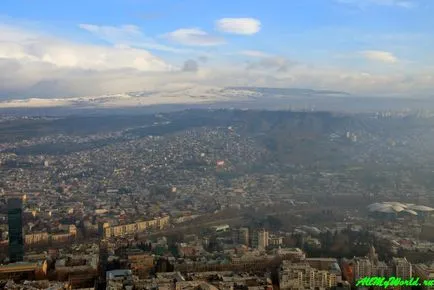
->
[252,229,269,250]
[25,232,49,245]
[104,216,170,238]
[128,252,154,278]
[413,263,434,290]
[0,260,47,280]
[372,261,392,277]
[353,257,372,280]
[51,233,72,243]
[269,236,283,246]
[69,225,77,236]
[279,261,338,289]
[306,258,338,271]
[276,248,306,261]
[392,257,412,279]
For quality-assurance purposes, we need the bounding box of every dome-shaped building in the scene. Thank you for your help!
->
[367,202,434,220]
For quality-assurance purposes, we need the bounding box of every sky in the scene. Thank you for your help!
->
[1,0,434,99]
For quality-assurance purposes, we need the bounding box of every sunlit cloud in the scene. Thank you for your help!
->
[163,28,225,46]
[216,18,261,35]
[360,50,398,63]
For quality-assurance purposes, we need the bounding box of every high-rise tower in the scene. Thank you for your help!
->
[96,239,109,290]
[8,197,24,262]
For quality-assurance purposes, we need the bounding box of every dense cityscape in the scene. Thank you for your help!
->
[1,109,434,289]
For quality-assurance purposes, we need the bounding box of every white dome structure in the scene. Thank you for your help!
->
[376,207,396,214]
[383,202,408,208]
[368,202,434,217]
[403,209,418,216]
[406,205,434,212]
[391,205,405,212]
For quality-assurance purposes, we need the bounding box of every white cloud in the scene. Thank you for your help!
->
[360,50,398,63]
[0,26,172,71]
[163,28,225,46]
[79,23,192,53]
[79,24,141,36]
[216,18,261,35]
[0,22,433,100]
[0,23,177,98]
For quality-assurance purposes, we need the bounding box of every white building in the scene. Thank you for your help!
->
[353,258,372,280]
[392,257,412,279]
[252,229,269,250]
[279,261,337,290]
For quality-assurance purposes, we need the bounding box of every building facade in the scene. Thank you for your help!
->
[25,232,49,245]
[8,197,24,262]
[279,261,338,289]
[104,216,170,239]
[232,227,249,246]
[392,257,412,279]
[252,229,269,250]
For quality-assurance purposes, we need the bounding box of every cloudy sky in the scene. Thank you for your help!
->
[1,0,434,99]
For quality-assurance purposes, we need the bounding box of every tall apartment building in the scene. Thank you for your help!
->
[344,254,395,287]
[232,227,249,246]
[392,257,412,279]
[372,261,391,277]
[352,257,372,280]
[252,229,269,250]
[367,245,379,265]
[368,245,393,277]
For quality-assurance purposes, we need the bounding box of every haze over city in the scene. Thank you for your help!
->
[1,1,434,290]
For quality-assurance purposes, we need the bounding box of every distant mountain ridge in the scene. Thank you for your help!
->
[227,87,350,96]
[0,86,350,109]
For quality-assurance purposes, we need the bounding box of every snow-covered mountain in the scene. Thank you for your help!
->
[0,86,348,109]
